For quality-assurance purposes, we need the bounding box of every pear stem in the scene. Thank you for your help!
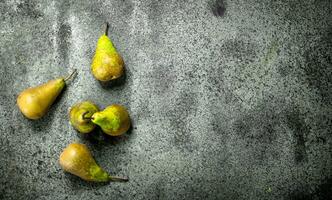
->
[82,111,94,120]
[64,69,77,82]
[109,176,129,182]
[104,22,109,36]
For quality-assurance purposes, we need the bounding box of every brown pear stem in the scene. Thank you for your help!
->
[104,22,109,36]
[109,176,129,182]
[82,111,94,120]
[64,69,77,82]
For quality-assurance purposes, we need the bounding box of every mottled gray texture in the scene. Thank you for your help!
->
[0,0,331,199]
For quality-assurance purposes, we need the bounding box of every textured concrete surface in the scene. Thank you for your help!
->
[0,0,331,199]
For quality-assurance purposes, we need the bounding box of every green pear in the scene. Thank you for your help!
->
[91,104,131,136]
[69,101,99,133]
[91,23,124,82]
[59,143,128,182]
[17,70,77,120]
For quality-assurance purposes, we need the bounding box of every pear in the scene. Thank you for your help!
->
[17,70,77,120]
[59,143,128,182]
[91,22,124,82]
[69,101,99,133]
[90,104,131,136]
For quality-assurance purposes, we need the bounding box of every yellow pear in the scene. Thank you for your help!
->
[69,101,99,134]
[91,104,131,136]
[91,23,124,82]
[59,143,128,182]
[17,70,77,120]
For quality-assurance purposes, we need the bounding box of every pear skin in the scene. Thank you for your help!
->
[91,23,124,82]
[69,101,99,134]
[17,70,77,120]
[91,104,131,136]
[59,143,128,182]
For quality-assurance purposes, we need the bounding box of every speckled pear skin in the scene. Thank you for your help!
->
[69,101,99,134]
[59,143,110,182]
[91,33,124,82]
[92,104,131,136]
[17,78,65,120]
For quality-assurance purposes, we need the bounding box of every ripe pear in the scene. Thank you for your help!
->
[91,23,124,82]
[59,143,128,182]
[17,70,77,120]
[69,101,99,134]
[90,104,131,136]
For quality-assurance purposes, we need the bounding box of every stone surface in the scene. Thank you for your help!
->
[0,0,331,199]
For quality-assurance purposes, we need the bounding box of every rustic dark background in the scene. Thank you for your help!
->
[0,0,331,199]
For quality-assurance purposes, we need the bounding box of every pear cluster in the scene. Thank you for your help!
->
[16,23,129,182]
[69,102,131,136]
